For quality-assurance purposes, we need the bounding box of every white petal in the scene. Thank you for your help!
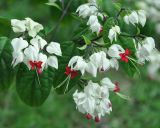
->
[38,53,48,69]
[11,37,28,52]
[46,42,62,56]
[25,18,43,37]
[86,62,97,77]
[138,10,146,27]
[12,51,24,67]
[101,77,115,91]
[124,16,129,25]
[30,35,47,50]
[108,44,124,58]
[129,11,139,25]
[47,56,58,69]
[110,58,119,70]
[24,45,39,61]
[68,56,80,69]
[11,19,26,33]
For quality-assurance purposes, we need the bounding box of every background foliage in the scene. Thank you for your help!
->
[0,0,159,128]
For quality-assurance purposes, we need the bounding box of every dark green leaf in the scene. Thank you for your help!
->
[16,65,54,106]
[0,37,15,91]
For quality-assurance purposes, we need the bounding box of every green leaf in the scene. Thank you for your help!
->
[53,41,81,94]
[82,35,91,45]
[16,65,54,106]
[45,2,62,11]
[77,44,87,50]
[99,0,118,16]
[0,37,15,91]
[0,17,11,36]
[113,3,122,11]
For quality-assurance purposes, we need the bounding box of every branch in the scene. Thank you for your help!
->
[47,0,73,41]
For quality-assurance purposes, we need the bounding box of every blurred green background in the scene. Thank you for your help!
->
[0,0,160,128]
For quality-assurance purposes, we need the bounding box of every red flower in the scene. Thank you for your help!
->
[114,82,120,92]
[119,49,131,63]
[65,66,78,79]
[29,61,43,74]
[95,117,101,123]
[85,113,92,120]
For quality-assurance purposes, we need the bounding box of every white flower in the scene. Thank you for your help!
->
[87,15,102,34]
[11,51,24,67]
[46,42,62,56]
[136,37,155,63]
[76,4,91,18]
[11,19,26,33]
[137,10,146,27]
[101,77,116,91]
[47,56,58,69]
[109,58,119,70]
[11,37,29,52]
[30,35,47,51]
[25,18,43,37]
[89,51,110,71]
[108,25,121,43]
[68,56,87,75]
[124,11,139,26]
[85,61,97,77]
[73,80,112,120]
[108,44,125,58]
[11,38,28,67]
[24,45,39,62]
[73,90,95,114]
[129,11,139,25]
[124,10,146,27]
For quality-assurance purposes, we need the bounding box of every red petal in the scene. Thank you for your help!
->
[95,117,101,123]
[85,114,92,120]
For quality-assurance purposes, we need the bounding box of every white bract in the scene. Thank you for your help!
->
[108,25,121,43]
[137,10,146,27]
[46,42,62,56]
[87,15,102,34]
[11,37,28,67]
[108,44,125,59]
[25,18,43,37]
[11,19,26,33]
[30,35,47,51]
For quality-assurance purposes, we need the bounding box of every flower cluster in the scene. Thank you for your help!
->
[76,0,103,34]
[73,77,120,122]
[11,18,62,74]
[66,51,119,78]
[66,0,160,123]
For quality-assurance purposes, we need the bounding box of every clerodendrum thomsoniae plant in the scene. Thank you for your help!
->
[2,0,158,123]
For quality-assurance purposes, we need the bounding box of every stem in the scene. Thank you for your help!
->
[116,8,126,19]
[47,0,73,41]
[120,33,146,39]
[35,68,41,88]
